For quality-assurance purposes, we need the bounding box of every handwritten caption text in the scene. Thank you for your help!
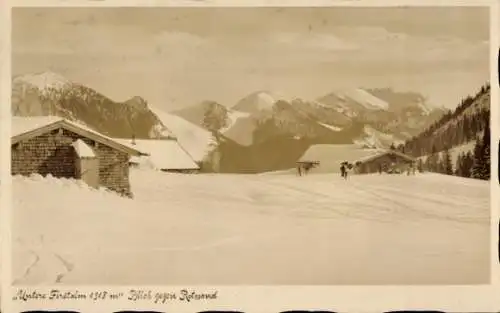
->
[13,288,218,304]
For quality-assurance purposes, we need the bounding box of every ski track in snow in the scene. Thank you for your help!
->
[13,170,490,285]
[13,248,40,285]
[54,253,75,283]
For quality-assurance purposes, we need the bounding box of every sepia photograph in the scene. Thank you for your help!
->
[11,6,491,286]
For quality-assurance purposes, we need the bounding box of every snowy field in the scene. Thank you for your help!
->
[13,169,490,285]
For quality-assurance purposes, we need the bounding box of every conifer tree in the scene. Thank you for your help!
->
[464,151,474,178]
[481,119,491,180]
[442,148,453,175]
[471,139,484,179]
[470,118,490,180]
[427,145,438,172]
[455,152,464,176]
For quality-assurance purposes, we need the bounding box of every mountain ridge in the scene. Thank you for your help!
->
[12,72,169,139]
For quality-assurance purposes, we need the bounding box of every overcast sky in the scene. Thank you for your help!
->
[12,7,490,111]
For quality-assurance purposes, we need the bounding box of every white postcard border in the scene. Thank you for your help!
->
[2,1,499,312]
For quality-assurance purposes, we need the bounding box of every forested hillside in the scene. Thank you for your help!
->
[402,83,490,180]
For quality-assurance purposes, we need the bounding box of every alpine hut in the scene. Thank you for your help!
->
[11,116,144,197]
[354,149,416,174]
[297,144,381,175]
[297,144,415,175]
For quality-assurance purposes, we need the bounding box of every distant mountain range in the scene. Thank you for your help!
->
[12,71,447,173]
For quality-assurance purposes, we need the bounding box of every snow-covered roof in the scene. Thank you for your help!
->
[12,116,143,156]
[149,107,215,162]
[356,149,415,163]
[72,139,95,158]
[115,138,199,170]
[12,116,63,138]
[298,144,383,165]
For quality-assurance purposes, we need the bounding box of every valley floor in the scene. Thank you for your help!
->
[13,169,490,285]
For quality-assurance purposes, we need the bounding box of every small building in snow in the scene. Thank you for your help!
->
[354,149,416,174]
[115,138,200,173]
[297,144,381,174]
[11,116,144,197]
[297,144,415,175]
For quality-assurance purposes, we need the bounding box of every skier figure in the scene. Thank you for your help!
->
[344,162,349,180]
[340,162,346,179]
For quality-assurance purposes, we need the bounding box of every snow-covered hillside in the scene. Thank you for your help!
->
[219,110,252,133]
[354,125,403,148]
[418,141,477,171]
[149,106,215,163]
[13,170,489,285]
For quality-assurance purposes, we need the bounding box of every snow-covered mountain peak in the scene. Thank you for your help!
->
[256,90,290,101]
[233,90,291,114]
[125,96,149,110]
[255,92,276,110]
[13,71,72,91]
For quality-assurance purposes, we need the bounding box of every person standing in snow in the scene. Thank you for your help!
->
[340,163,346,179]
[304,163,311,175]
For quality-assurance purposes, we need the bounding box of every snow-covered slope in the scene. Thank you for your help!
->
[219,110,252,133]
[171,100,256,145]
[418,141,477,171]
[318,122,342,132]
[353,125,403,148]
[13,170,489,285]
[150,106,215,163]
[340,88,390,111]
